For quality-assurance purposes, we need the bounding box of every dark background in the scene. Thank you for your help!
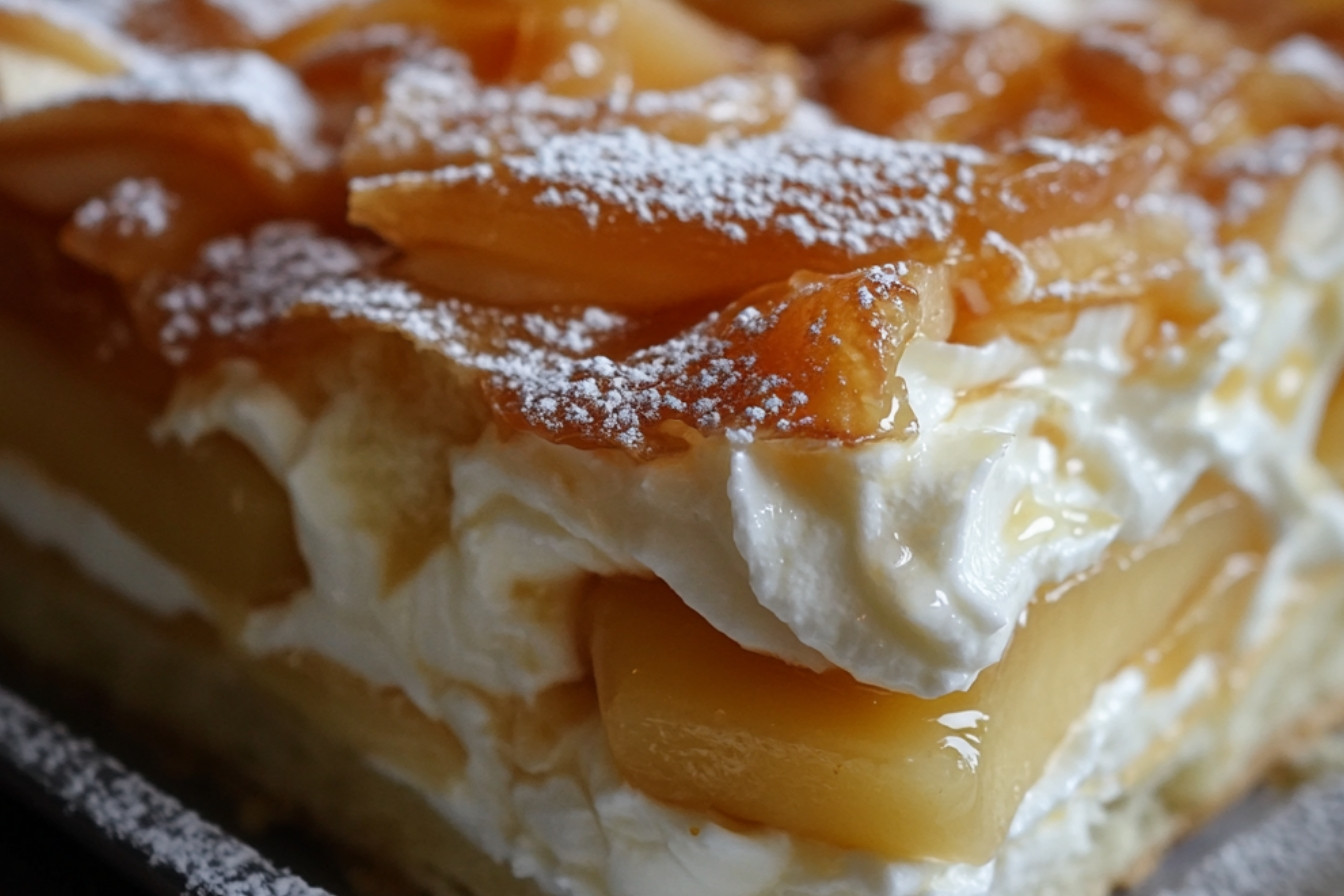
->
[0,795,149,896]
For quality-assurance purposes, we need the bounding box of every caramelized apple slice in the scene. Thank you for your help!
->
[507,0,758,95]
[679,0,917,46]
[951,194,1211,348]
[944,133,1206,347]
[59,178,213,285]
[351,128,987,309]
[343,53,799,177]
[485,264,923,452]
[1194,0,1344,51]
[0,8,125,74]
[0,313,306,612]
[1061,11,1254,149]
[826,3,1334,160]
[262,0,521,76]
[0,7,128,108]
[827,16,1071,146]
[590,0,761,92]
[590,478,1267,862]
[0,52,333,221]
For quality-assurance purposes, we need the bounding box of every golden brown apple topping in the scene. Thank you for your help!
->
[264,0,761,89]
[349,128,989,309]
[342,51,799,177]
[59,178,205,286]
[5,0,1344,464]
[349,122,1210,350]
[133,223,922,452]
[826,4,1344,163]
[484,264,923,450]
[259,0,519,71]
[0,50,334,219]
[827,15,1074,146]
[1193,0,1344,50]
[504,0,760,94]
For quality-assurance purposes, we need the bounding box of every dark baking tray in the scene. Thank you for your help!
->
[0,681,337,896]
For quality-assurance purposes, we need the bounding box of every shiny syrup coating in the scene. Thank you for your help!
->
[5,0,1344,457]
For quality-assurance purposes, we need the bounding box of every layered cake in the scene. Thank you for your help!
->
[5,0,1344,894]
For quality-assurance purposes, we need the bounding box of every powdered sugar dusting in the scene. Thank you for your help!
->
[1212,126,1344,180]
[1018,135,1119,166]
[150,224,918,452]
[0,685,331,896]
[348,51,797,172]
[0,0,147,70]
[201,0,342,41]
[1270,35,1344,95]
[72,176,177,238]
[4,49,330,173]
[364,127,987,256]
[155,222,390,361]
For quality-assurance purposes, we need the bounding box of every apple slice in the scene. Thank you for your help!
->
[343,56,799,177]
[0,5,129,108]
[484,264,923,452]
[0,51,334,222]
[590,477,1267,862]
[350,127,988,309]
[0,311,306,613]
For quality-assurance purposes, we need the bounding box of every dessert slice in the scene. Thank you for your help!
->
[5,2,1344,896]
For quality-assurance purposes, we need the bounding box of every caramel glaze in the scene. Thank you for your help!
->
[2,1,1342,463]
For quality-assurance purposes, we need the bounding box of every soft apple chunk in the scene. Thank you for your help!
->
[590,478,1267,862]
[0,7,125,108]
[0,52,331,223]
[1317,375,1344,481]
[350,129,987,309]
[0,314,306,612]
